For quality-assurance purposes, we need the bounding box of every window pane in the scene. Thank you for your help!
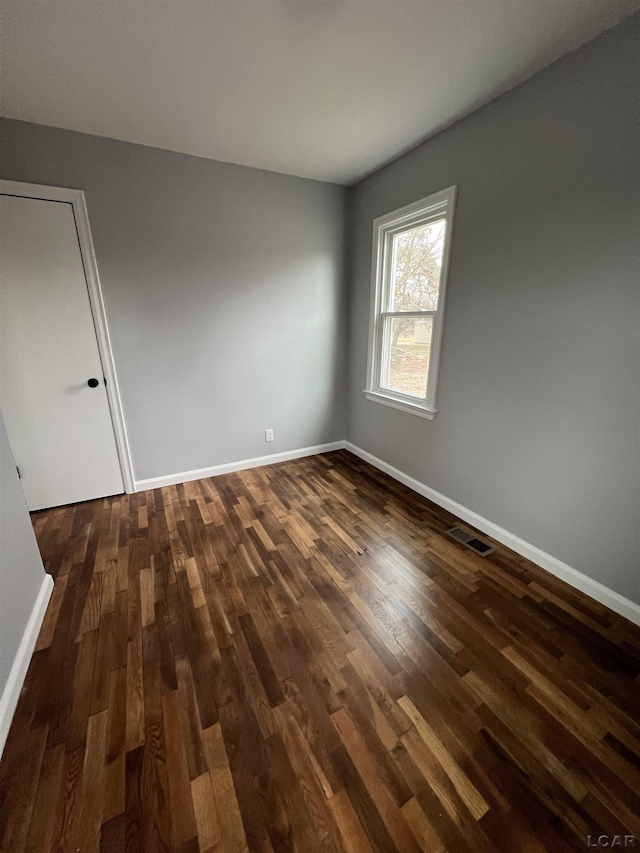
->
[390,219,446,311]
[382,316,433,398]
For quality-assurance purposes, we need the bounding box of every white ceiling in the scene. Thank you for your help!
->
[2,1,638,185]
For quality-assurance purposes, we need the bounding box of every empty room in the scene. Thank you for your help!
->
[0,1,639,851]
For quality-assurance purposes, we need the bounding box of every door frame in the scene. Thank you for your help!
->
[1,179,135,494]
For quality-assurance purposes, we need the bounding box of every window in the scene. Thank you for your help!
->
[365,186,456,419]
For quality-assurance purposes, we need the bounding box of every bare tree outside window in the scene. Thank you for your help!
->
[385,220,445,396]
[390,219,444,340]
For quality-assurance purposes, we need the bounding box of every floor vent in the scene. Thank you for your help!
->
[446,526,496,557]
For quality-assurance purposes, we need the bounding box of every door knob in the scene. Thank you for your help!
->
[87,378,100,388]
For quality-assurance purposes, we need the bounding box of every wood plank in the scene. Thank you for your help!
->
[202,723,249,853]
[163,689,198,848]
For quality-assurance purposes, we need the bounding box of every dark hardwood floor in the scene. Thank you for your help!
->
[1,449,639,852]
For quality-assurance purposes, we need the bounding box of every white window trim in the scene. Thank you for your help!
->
[365,185,457,420]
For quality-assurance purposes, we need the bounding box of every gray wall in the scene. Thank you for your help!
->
[347,15,640,604]
[0,413,46,695]
[0,121,348,481]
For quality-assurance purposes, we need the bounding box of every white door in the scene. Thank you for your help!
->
[1,193,124,510]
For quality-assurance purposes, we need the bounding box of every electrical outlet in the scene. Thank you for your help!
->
[265,429,274,442]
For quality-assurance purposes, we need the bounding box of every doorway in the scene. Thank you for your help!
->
[0,180,134,510]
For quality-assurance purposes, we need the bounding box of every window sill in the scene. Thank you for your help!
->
[364,390,436,420]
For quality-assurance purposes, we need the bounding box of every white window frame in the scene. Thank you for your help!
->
[365,185,457,420]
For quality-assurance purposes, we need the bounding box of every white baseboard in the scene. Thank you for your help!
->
[345,442,640,628]
[134,440,347,492]
[0,573,54,758]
